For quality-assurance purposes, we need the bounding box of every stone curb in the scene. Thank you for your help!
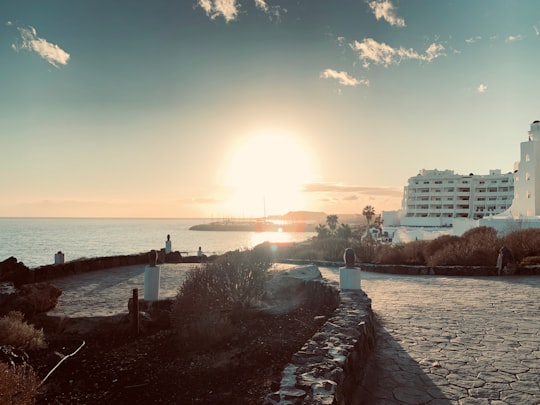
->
[280,259,540,276]
[264,277,377,405]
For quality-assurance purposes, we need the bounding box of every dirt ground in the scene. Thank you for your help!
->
[28,278,337,404]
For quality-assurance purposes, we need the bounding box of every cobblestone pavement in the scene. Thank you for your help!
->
[324,270,540,405]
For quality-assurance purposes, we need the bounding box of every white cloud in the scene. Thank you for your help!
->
[254,0,267,11]
[254,0,283,21]
[477,83,488,93]
[197,0,239,22]
[368,0,406,27]
[534,25,539,36]
[350,38,445,68]
[6,21,13,26]
[465,36,482,44]
[506,34,524,43]
[320,69,369,87]
[12,25,70,67]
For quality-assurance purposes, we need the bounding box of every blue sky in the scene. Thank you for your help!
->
[1,0,540,218]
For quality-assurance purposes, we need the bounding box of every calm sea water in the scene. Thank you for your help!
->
[0,218,315,268]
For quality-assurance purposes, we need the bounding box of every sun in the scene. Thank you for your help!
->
[221,129,314,217]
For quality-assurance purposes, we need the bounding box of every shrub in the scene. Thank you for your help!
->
[428,240,496,266]
[375,241,427,265]
[171,250,272,350]
[502,228,540,263]
[0,361,38,405]
[277,238,351,262]
[0,311,46,351]
[421,234,461,263]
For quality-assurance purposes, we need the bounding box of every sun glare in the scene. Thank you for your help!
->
[222,130,314,217]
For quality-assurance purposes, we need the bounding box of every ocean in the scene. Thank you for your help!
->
[0,218,316,269]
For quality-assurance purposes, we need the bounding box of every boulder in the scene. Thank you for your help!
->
[0,257,32,287]
[1,282,62,317]
[165,251,182,263]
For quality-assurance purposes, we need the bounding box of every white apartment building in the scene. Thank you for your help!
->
[399,168,514,227]
[383,120,540,240]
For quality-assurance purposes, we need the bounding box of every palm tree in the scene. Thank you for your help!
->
[315,223,330,239]
[326,215,339,234]
[336,223,352,240]
[362,206,376,229]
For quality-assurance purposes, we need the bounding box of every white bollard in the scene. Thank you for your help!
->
[144,265,161,301]
[54,251,65,265]
[339,267,361,290]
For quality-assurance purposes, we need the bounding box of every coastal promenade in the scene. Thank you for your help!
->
[46,264,540,403]
[47,263,196,318]
[327,270,540,404]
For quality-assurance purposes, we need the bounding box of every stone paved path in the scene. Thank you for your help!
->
[335,271,540,405]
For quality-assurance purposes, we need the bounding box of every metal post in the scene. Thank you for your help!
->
[133,288,139,336]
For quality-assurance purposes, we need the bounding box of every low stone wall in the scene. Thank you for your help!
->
[1,251,212,287]
[281,259,540,276]
[32,253,149,283]
[265,279,377,405]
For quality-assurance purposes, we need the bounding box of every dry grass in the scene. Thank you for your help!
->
[0,311,47,351]
[0,361,39,405]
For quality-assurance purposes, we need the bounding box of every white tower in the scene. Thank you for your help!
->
[509,120,540,217]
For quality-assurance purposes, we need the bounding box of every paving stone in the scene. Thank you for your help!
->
[392,386,432,404]
[500,390,540,404]
[327,269,540,405]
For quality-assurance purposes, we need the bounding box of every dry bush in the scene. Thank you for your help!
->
[0,311,46,351]
[502,228,540,263]
[172,250,271,350]
[276,238,351,262]
[373,244,402,264]
[462,227,499,250]
[375,241,427,265]
[428,242,465,266]
[421,234,461,263]
[428,240,496,266]
[0,361,38,405]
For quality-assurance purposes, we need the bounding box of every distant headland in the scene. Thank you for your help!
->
[189,211,340,233]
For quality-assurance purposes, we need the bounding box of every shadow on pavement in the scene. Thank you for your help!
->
[355,314,452,405]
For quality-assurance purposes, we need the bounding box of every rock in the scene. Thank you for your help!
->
[165,251,182,263]
[287,265,322,281]
[0,282,62,317]
[0,257,32,287]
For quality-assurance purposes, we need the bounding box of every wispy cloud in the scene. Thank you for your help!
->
[477,83,488,93]
[465,36,482,44]
[368,0,406,27]
[11,25,70,67]
[505,34,524,43]
[320,69,369,87]
[254,0,283,21]
[350,38,445,68]
[198,0,239,22]
[534,25,539,36]
[5,21,13,26]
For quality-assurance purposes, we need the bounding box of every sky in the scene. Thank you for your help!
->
[1,0,540,219]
